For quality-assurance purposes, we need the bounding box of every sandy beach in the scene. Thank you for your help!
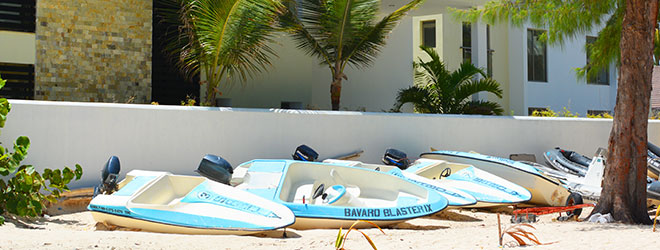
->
[1,207,658,249]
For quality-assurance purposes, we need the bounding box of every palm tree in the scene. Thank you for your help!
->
[393,46,503,115]
[159,0,284,106]
[280,0,423,110]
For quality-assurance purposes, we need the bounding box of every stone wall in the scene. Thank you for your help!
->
[35,0,152,103]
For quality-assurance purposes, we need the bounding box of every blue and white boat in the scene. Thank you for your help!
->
[405,158,532,208]
[322,159,478,207]
[88,169,296,235]
[421,151,576,207]
[232,159,448,229]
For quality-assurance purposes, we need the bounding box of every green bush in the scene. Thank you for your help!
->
[531,107,614,118]
[0,74,82,225]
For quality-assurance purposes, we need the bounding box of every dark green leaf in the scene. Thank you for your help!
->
[62,167,74,183]
[15,136,29,148]
[30,200,43,214]
[74,164,83,179]
[16,199,28,216]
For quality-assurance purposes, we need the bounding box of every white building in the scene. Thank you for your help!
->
[216,0,617,116]
[0,0,617,115]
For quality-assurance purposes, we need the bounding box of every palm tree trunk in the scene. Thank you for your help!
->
[591,0,658,224]
[205,81,217,106]
[331,63,343,111]
[330,77,342,111]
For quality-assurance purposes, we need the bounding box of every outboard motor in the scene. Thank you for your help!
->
[292,144,319,162]
[196,154,233,185]
[382,148,410,170]
[93,156,121,197]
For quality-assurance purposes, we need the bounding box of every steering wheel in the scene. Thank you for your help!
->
[440,168,452,178]
[312,183,325,199]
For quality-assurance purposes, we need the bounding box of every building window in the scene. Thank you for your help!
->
[527,29,547,82]
[421,20,435,48]
[0,63,35,100]
[0,0,36,33]
[462,22,472,63]
[487,25,493,77]
[586,36,609,85]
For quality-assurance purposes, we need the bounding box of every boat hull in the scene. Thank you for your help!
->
[88,170,296,234]
[91,212,267,235]
[236,160,449,229]
[422,151,571,207]
[291,217,403,229]
[321,159,478,207]
[406,159,532,208]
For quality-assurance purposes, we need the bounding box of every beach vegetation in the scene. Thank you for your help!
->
[0,74,82,225]
[497,214,549,247]
[334,220,384,250]
[392,46,503,115]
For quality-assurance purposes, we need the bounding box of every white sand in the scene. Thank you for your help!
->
[1,207,658,249]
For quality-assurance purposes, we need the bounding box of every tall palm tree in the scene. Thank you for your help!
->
[393,46,503,115]
[159,0,284,106]
[280,0,423,110]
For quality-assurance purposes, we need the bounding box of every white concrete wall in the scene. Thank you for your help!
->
[2,101,659,189]
[0,31,36,64]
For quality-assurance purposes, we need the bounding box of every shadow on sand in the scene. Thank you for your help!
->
[3,214,84,229]
[252,229,302,239]
[426,210,482,222]
[387,222,449,230]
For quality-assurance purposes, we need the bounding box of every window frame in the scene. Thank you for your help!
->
[527,29,548,82]
[461,22,472,63]
[0,0,36,33]
[585,36,610,85]
[421,20,436,48]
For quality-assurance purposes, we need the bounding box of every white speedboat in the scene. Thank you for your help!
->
[88,156,295,235]
[421,151,576,208]
[231,159,449,229]
[322,159,478,207]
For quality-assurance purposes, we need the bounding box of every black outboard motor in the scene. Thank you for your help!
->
[382,148,410,170]
[196,154,233,185]
[292,144,319,162]
[93,156,121,197]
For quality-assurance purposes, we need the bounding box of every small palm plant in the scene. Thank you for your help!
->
[280,0,423,110]
[393,46,503,115]
[159,0,284,106]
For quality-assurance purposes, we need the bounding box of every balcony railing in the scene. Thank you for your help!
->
[0,0,36,33]
[0,63,35,99]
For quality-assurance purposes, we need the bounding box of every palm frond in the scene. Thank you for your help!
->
[158,0,201,80]
[449,61,486,90]
[281,0,335,71]
[414,46,450,86]
[341,0,424,70]
[454,78,503,102]
[393,86,436,113]
[460,100,503,115]
[160,0,283,103]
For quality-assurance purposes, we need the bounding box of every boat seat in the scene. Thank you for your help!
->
[323,185,365,207]
[130,175,204,206]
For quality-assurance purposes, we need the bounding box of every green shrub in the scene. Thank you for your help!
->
[530,108,557,117]
[0,74,82,225]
